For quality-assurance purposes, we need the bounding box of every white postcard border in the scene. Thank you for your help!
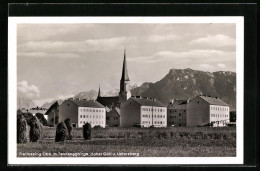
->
[8,17,244,165]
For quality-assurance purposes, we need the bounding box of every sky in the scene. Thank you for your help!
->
[17,23,236,106]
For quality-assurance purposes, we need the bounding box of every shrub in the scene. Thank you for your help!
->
[55,122,68,142]
[29,116,43,142]
[83,123,91,140]
[64,118,72,140]
[35,113,48,126]
[17,114,27,144]
[93,125,102,129]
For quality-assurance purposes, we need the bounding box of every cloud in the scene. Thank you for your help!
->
[217,63,226,68]
[189,34,236,47]
[148,34,179,42]
[57,94,74,100]
[197,64,216,71]
[19,52,81,58]
[17,81,40,99]
[18,36,135,57]
[128,49,234,64]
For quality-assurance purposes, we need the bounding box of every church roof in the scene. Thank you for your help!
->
[131,97,166,107]
[96,96,120,108]
[120,50,130,81]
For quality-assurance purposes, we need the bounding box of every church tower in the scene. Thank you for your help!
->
[119,49,131,104]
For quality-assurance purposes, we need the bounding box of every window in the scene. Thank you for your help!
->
[197,101,199,104]
[80,115,82,118]
[83,115,85,118]
[184,110,186,112]
[179,113,181,116]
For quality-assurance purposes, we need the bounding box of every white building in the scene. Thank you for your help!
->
[187,95,230,127]
[59,98,106,128]
[121,96,167,128]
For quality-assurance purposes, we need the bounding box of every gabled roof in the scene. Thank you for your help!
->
[199,95,229,106]
[69,99,105,108]
[131,97,166,107]
[107,107,120,116]
[45,101,59,115]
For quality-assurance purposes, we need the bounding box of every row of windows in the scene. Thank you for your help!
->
[80,115,103,119]
[210,106,229,111]
[168,109,185,113]
[80,108,105,112]
[169,113,182,118]
[106,116,119,120]
[142,121,165,124]
[169,115,182,119]
[142,108,166,112]
[142,114,166,118]
[211,114,229,118]
[169,121,182,125]
[80,121,103,124]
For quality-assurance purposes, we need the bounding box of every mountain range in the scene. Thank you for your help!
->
[131,68,236,110]
[17,68,236,111]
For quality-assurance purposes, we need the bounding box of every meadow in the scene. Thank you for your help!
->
[17,126,236,157]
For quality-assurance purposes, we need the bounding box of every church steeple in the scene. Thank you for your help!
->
[98,85,101,97]
[119,49,131,104]
[120,49,130,82]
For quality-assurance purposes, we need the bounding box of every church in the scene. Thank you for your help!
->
[96,50,131,109]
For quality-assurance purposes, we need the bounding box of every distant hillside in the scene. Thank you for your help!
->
[131,68,236,110]
[41,99,64,109]
[17,97,36,109]
[74,89,98,100]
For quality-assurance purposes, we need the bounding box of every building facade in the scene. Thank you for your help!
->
[120,97,167,127]
[106,107,120,127]
[44,101,59,126]
[59,98,106,128]
[167,99,189,127]
[187,95,230,127]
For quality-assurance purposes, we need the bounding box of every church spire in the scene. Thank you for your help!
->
[120,49,130,82]
[98,85,101,97]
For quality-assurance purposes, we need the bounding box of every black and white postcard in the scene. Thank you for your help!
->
[8,16,244,165]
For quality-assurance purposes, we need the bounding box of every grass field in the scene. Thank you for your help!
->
[17,126,236,157]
